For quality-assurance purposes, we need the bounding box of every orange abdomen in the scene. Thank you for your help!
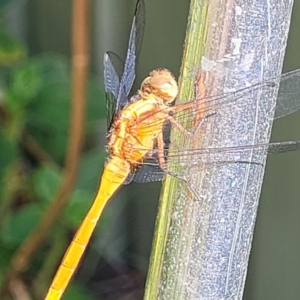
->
[45,156,130,300]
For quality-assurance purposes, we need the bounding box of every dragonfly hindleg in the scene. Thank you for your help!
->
[156,130,166,169]
[167,112,216,138]
[164,170,202,201]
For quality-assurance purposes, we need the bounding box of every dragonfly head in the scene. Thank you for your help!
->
[141,69,178,104]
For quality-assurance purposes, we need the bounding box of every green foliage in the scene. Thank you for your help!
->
[0,131,18,177]
[65,189,94,228]
[63,284,96,300]
[0,39,106,300]
[9,60,42,102]
[16,56,105,162]
[65,150,107,228]
[33,166,62,204]
[1,203,43,246]
[76,149,106,191]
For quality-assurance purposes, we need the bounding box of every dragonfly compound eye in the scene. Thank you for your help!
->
[145,69,178,103]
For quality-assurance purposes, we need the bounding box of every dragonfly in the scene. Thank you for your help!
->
[45,0,300,299]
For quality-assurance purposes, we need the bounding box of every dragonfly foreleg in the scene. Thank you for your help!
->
[167,112,216,138]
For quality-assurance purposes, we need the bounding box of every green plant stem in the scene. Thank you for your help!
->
[144,1,209,298]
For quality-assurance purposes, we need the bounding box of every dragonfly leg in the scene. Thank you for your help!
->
[167,112,216,138]
[147,147,153,158]
[195,70,207,100]
[156,130,166,169]
[164,170,202,201]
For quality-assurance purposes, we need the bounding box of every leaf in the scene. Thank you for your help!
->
[76,149,106,191]
[10,62,42,102]
[31,55,70,84]
[26,85,105,162]
[33,166,62,203]
[63,284,96,300]
[23,61,105,162]
[0,244,14,270]
[0,130,18,178]
[7,55,70,109]
[0,203,43,246]
[64,189,94,228]
[25,81,71,162]
[61,149,108,228]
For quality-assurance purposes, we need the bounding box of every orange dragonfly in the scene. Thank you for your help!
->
[45,0,300,299]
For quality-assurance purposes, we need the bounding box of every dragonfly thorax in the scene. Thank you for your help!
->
[141,69,178,104]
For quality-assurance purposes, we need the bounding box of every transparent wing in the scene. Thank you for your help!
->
[103,0,146,130]
[115,0,145,113]
[136,69,300,136]
[104,52,123,129]
[128,68,300,183]
[132,0,145,74]
[129,140,300,183]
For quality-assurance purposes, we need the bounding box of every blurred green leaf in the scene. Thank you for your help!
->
[76,149,106,191]
[25,81,105,162]
[64,154,113,248]
[0,131,19,211]
[31,55,70,83]
[0,55,105,161]
[0,130,18,178]
[64,149,107,227]
[25,81,71,161]
[10,61,42,102]
[0,203,43,246]
[0,243,14,270]
[0,28,26,64]
[33,166,62,203]
[64,283,96,300]
[65,189,93,228]
[6,55,70,108]
[19,55,104,162]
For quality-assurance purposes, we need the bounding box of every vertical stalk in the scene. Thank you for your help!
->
[145,0,294,299]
